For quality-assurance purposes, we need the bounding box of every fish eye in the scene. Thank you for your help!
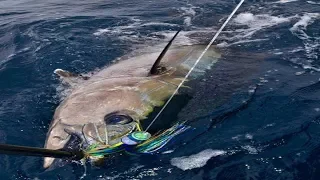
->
[104,113,133,125]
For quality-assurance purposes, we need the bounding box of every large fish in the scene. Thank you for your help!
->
[44,31,221,168]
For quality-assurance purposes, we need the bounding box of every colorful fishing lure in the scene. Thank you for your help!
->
[84,122,190,158]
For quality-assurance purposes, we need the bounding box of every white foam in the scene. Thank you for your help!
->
[93,17,143,36]
[273,0,299,3]
[290,13,319,32]
[290,13,320,63]
[184,17,192,26]
[222,13,293,43]
[93,27,135,36]
[153,30,196,46]
[233,13,256,24]
[307,1,320,4]
[170,149,226,170]
[274,52,283,55]
[180,5,198,26]
[232,133,254,140]
[94,4,198,38]
[216,41,229,47]
[302,65,320,72]
[264,123,276,128]
[99,165,144,180]
[92,18,192,48]
[233,13,290,29]
[93,29,111,36]
[181,7,196,17]
[232,134,242,140]
[245,134,253,140]
[295,71,305,76]
[217,38,269,47]
[162,150,174,154]
[140,22,178,27]
[241,145,260,154]
[136,167,161,178]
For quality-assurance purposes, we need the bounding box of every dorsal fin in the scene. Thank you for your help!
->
[149,29,181,75]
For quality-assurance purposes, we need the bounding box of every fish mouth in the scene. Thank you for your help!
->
[44,113,139,168]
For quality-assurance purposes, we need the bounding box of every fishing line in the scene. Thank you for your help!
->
[145,0,245,132]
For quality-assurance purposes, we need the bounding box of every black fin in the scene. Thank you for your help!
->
[149,29,181,75]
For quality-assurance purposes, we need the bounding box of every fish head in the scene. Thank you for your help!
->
[44,80,154,168]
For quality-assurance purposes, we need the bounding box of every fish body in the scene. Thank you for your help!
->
[44,44,221,168]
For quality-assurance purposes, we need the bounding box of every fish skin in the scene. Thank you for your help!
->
[43,45,221,168]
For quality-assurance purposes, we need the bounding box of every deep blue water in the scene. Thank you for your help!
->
[0,0,320,179]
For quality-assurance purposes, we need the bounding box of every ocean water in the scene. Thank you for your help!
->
[0,0,320,179]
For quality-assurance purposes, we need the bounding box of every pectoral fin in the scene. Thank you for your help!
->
[54,69,90,87]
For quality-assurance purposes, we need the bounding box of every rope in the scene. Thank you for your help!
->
[145,0,245,132]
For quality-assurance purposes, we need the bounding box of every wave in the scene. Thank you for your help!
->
[179,4,198,26]
[272,0,299,4]
[170,149,226,170]
[307,1,320,5]
[225,12,293,40]
[289,13,320,68]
